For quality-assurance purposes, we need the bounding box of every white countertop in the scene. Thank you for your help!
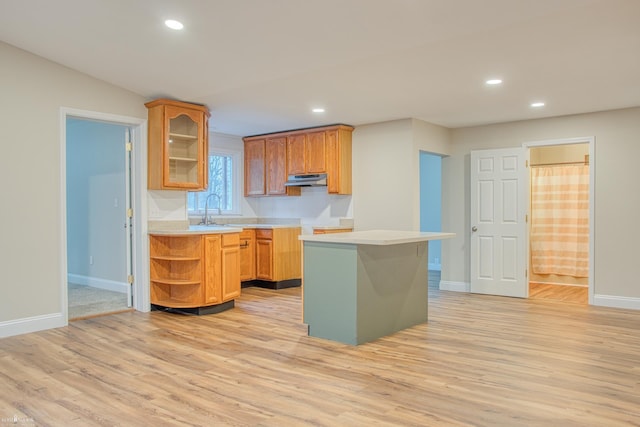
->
[148,225,241,235]
[148,224,301,235]
[299,230,455,245]
[222,224,301,229]
[312,225,353,230]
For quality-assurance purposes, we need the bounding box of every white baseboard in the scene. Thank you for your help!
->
[593,294,640,310]
[0,313,66,339]
[439,280,470,292]
[428,263,442,271]
[68,274,128,294]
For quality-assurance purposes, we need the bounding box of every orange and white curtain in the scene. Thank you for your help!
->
[530,165,589,277]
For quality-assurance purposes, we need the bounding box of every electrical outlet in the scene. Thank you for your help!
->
[89,255,94,265]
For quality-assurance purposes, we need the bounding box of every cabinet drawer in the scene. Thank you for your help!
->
[239,229,255,240]
[255,229,273,240]
[222,233,240,247]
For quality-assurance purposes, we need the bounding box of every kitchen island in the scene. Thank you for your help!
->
[300,230,454,345]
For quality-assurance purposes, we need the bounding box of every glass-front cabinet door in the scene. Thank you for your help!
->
[165,106,204,188]
[146,99,210,190]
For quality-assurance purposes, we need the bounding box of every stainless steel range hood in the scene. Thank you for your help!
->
[284,173,327,187]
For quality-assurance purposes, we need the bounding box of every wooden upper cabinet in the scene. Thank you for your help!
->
[244,124,353,196]
[244,138,266,196]
[286,134,306,175]
[325,127,352,194]
[146,98,210,190]
[306,131,327,173]
[286,131,326,175]
[266,137,288,195]
[244,136,300,197]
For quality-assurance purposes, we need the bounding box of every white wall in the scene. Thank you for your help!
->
[250,187,352,233]
[66,118,127,285]
[443,107,640,304]
[0,41,146,332]
[352,119,451,231]
[353,119,414,230]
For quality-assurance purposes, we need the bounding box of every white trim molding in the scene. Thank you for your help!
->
[68,274,129,294]
[0,313,65,339]
[593,294,640,310]
[439,281,470,292]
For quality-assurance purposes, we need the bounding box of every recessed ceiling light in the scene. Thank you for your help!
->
[486,79,502,85]
[165,19,184,30]
[312,108,325,113]
[531,102,545,108]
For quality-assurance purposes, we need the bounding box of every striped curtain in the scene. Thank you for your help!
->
[530,165,589,277]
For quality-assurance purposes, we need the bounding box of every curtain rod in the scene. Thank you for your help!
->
[531,160,589,167]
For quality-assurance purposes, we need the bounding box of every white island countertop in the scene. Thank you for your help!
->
[299,230,455,245]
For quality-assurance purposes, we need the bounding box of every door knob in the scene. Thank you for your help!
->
[472,226,478,232]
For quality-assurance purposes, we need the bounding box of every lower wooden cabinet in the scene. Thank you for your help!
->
[221,234,241,301]
[240,227,301,284]
[239,229,256,281]
[254,228,301,282]
[255,232,274,280]
[149,232,240,309]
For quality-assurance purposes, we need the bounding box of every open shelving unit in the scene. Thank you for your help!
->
[149,235,203,307]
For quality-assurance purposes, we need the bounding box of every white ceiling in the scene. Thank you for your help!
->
[1,0,639,136]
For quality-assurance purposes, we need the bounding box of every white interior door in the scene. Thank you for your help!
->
[470,147,528,297]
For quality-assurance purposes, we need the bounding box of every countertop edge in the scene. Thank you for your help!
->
[149,227,241,235]
[299,230,455,245]
[149,224,302,235]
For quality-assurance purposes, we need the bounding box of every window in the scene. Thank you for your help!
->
[188,148,240,215]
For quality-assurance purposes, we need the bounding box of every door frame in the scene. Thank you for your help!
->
[523,136,595,305]
[60,107,149,322]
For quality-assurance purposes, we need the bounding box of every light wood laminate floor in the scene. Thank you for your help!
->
[529,282,589,304]
[1,286,639,426]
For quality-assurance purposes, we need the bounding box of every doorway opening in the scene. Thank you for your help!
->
[525,138,594,305]
[66,118,132,319]
[420,151,442,290]
[61,108,149,322]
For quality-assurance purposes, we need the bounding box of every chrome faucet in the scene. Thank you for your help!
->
[202,193,221,225]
